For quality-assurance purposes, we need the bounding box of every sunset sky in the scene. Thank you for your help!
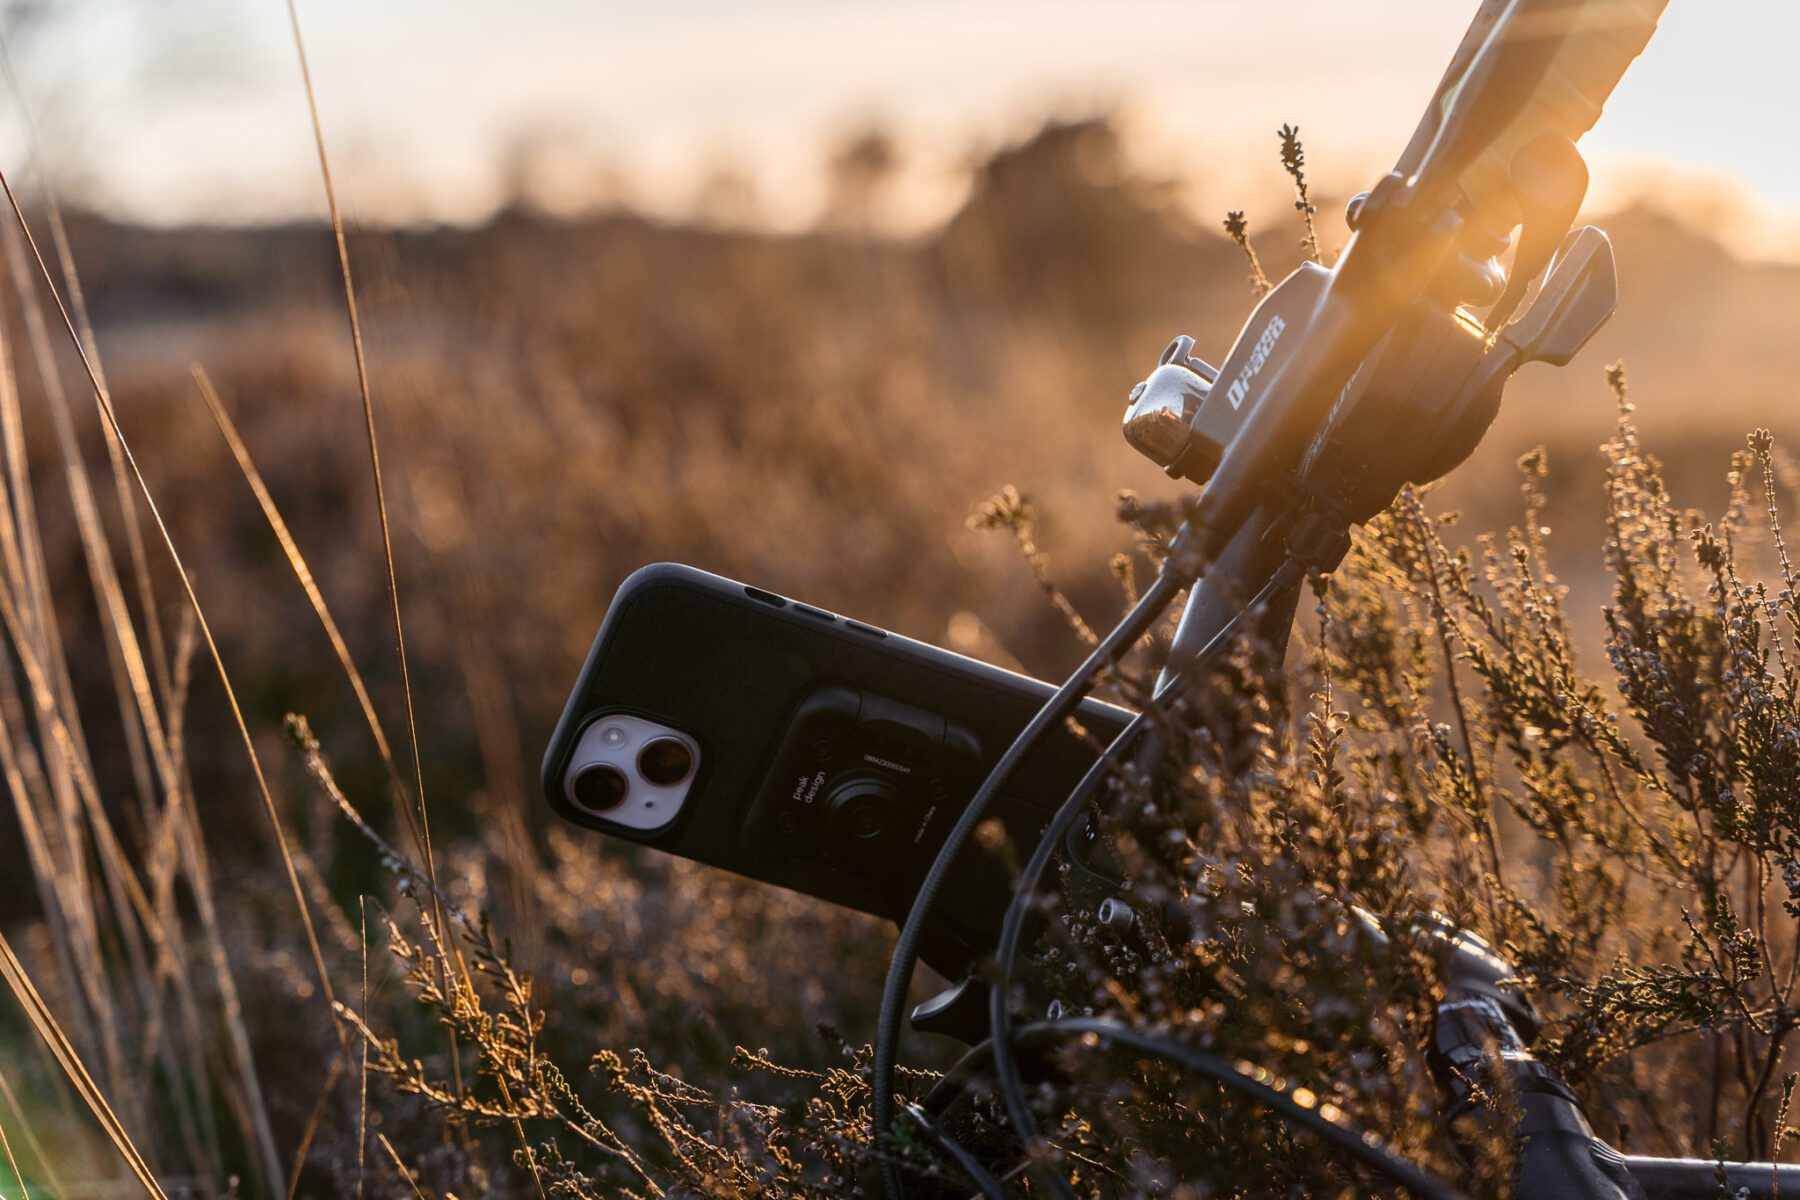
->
[6,1,1792,252]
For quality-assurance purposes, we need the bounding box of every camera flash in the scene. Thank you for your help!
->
[600,726,628,748]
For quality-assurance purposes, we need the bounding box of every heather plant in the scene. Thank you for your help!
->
[268,385,1800,1198]
[1221,211,1272,299]
[1277,124,1322,265]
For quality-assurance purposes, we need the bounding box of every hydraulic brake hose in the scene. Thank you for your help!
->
[871,567,1188,1199]
[987,557,1305,1200]
[1016,1019,1468,1200]
[899,1104,1008,1200]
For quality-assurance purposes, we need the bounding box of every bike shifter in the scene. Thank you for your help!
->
[1412,223,1617,485]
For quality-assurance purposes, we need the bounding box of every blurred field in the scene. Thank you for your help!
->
[2,113,1798,1190]
[52,118,1800,762]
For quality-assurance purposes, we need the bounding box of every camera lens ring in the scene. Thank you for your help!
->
[824,775,898,844]
[570,763,630,813]
[637,737,695,786]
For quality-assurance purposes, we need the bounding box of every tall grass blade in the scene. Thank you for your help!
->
[0,1060,56,1198]
[281,0,438,891]
[0,932,167,1199]
[278,5,474,1142]
[0,34,175,720]
[0,167,342,1028]
[0,1104,28,1200]
[357,894,369,1200]
[378,1133,429,1200]
[191,365,405,798]
[0,181,283,1191]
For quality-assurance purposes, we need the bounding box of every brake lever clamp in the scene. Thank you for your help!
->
[1279,501,1354,574]
[1121,262,1333,488]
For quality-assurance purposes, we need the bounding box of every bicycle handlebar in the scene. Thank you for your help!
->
[871,3,1703,1197]
[1396,0,1666,237]
[1625,1156,1800,1199]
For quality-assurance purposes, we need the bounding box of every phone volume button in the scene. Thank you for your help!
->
[794,604,835,622]
[844,621,886,638]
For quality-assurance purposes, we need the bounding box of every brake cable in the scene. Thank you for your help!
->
[1015,1019,1468,1200]
[899,1103,1008,1200]
[985,559,1301,1200]
[871,564,1194,1200]
[880,558,1467,1200]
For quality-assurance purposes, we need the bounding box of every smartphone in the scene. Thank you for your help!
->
[541,562,1133,979]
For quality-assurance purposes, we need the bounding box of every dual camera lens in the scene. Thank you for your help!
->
[571,763,629,811]
[570,733,694,813]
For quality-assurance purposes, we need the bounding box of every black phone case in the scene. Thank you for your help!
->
[541,563,1132,974]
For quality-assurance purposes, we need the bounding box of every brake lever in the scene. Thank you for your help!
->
[1485,133,1589,330]
[1268,223,1612,532]
[1496,223,1617,367]
[1413,224,1617,486]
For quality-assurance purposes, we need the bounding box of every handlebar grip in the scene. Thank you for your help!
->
[1398,0,1666,238]
[1456,0,1666,235]
[1514,1116,1645,1200]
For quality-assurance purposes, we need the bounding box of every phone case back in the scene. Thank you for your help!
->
[542,563,1133,967]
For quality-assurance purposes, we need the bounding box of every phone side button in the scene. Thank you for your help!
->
[794,604,835,621]
[845,621,887,639]
[744,586,787,607]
